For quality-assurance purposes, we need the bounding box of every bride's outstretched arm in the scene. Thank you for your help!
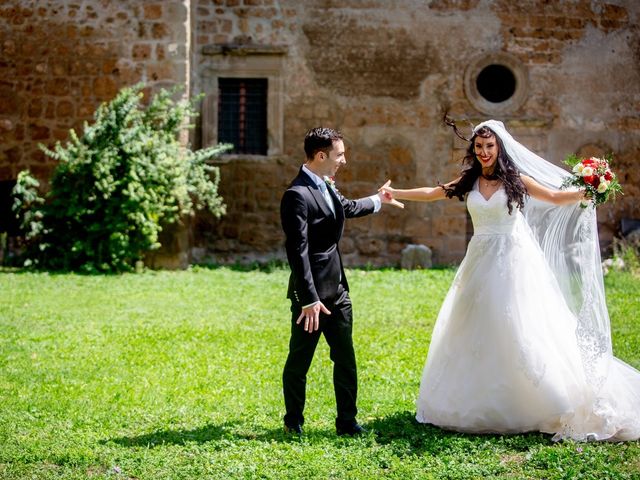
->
[521,175,586,205]
[379,178,460,203]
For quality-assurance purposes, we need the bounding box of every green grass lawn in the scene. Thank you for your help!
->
[0,267,639,479]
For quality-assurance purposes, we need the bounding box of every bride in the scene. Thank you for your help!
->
[381,119,640,441]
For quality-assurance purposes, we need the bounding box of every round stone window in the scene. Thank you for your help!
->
[464,52,528,115]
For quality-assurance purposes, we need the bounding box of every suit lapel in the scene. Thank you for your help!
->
[298,168,335,218]
[327,183,344,223]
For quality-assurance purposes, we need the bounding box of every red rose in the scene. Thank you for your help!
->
[604,170,613,181]
[582,158,597,166]
[583,175,600,187]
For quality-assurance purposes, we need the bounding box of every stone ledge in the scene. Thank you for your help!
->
[207,154,288,165]
[202,43,288,56]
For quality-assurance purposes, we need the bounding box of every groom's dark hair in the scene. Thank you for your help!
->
[304,127,343,159]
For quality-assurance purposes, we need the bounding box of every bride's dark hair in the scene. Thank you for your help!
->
[441,118,527,214]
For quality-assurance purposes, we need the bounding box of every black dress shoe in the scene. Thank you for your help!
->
[336,423,367,436]
[284,423,303,435]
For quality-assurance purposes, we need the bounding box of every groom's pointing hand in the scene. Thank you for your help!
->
[297,302,331,333]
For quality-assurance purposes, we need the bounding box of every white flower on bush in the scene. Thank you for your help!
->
[602,256,625,275]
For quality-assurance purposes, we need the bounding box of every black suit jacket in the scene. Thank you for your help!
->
[280,168,376,306]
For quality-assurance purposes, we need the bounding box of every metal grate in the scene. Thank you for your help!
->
[218,78,268,155]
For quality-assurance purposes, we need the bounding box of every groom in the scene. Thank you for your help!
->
[280,127,400,435]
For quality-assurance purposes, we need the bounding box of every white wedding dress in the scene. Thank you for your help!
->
[415,181,640,441]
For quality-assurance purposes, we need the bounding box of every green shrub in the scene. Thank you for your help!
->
[614,235,640,274]
[12,84,230,273]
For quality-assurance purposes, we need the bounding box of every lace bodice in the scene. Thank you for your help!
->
[467,185,521,236]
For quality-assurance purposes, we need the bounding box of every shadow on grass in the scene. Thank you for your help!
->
[103,421,243,447]
[104,420,341,448]
[370,410,555,455]
[103,411,554,452]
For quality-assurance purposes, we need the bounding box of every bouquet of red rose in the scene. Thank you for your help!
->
[561,154,623,208]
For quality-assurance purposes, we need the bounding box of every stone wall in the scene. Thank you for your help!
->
[0,0,194,265]
[190,0,640,266]
[2,0,639,267]
[0,0,190,185]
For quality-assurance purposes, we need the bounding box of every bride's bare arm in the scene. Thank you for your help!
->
[381,177,460,203]
[521,175,586,205]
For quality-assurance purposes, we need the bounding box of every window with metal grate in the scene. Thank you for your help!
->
[217,78,268,155]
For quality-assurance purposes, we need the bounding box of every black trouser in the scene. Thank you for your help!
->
[282,286,357,429]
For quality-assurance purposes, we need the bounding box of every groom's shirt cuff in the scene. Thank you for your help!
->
[368,194,381,213]
[302,300,320,309]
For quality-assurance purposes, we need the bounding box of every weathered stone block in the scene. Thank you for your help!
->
[152,22,170,39]
[93,77,117,98]
[29,124,49,141]
[356,237,385,256]
[401,244,432,270]
[405,217,431,238]
[132,44,151,60]
[56,101,73,118]
[143,4,163,20]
